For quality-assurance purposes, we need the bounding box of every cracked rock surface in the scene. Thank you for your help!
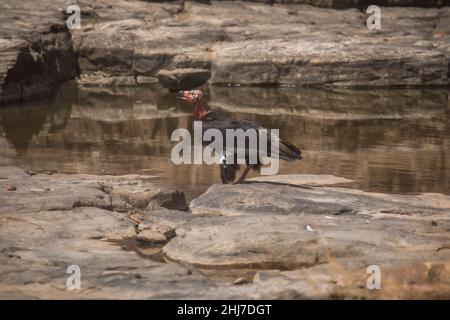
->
[1,167,449,298]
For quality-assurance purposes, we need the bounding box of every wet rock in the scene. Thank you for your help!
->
[137,230,167,245]
[157,68,211,91]
[0,0,77,104]
[6,186,16,191]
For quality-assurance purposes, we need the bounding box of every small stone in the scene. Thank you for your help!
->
[7,186,16,191]
[431,221,438,227]
[157,68,211,92]
[137,223,146,233]
[136,76,158,85]
[128,212,144,225]
[137,222,176,239]
[233,277,248,285]
[137,230,167,245]
[175,228,187,237]
[152,223,176,239]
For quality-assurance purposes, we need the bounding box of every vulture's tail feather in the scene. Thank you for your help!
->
[279,140,302,162]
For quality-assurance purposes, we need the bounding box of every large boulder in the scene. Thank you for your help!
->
[1,0,450,104]
[72,1,450,88]
[0,0,78,104]
[162,175,450,298]
[157,68,211,91]
[189,178,450,216]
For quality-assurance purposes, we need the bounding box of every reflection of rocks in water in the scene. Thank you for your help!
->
[0,90,73,154]
[72,85,190,122]
[0,85,449,195]
[60,85,193,156]
[210,87,449,120]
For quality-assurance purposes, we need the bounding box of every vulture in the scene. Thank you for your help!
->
[176,90,302,184]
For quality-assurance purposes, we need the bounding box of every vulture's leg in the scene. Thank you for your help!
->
[220,163,239,184]
[233,164,254,184]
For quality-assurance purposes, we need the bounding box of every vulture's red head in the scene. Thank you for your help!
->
[176,90,207,119]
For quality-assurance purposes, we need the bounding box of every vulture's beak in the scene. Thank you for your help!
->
[176,90,194,103]
[176,91,185,99]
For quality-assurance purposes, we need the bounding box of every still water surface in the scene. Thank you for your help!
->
[0,83,449,199]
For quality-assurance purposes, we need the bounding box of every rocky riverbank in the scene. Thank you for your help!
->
[1,166,449,299]
[1,0,450,104]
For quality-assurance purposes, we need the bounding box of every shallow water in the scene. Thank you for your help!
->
[0,83,449,199]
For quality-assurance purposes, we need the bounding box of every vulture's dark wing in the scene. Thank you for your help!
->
[199,114,302,183]
[201,117,262,183]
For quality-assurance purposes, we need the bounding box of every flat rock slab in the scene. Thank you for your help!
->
[164,179,450,298]
[0,205,219,299]
[0,166,217,299]
[248,174,353,186]
[71,1,450,87]
[227,260,450,299]
[1,167,449,299]
[163,213,450,269]
[190,180,450,216]
[0,166,187,213]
